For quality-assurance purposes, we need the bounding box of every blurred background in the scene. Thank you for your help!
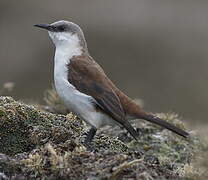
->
[0,0,207,126]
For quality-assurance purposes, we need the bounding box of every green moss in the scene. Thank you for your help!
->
[0,95,203,179]
[0,96,83,155]
[93,135,129,152]
[0,107,6,117]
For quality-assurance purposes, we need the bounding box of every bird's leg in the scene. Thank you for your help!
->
[84,127,97,145]
[83,127,97,151]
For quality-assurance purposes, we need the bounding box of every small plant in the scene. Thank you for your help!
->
[0,82,15,95]
[43,87,68,114]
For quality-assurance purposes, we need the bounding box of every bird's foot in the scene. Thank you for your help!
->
[83,127,97,152]
[83,141,96,152]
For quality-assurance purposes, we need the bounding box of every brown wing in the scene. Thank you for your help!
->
[67,55,138,140]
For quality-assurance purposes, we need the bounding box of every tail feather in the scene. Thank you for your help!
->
[142,114,189,138]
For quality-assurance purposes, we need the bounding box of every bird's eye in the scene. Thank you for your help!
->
[58,25,66,32]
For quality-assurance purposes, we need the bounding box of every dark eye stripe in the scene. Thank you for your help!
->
[58,24,71,32]
[58,25,66,31]
[50,25,67,32]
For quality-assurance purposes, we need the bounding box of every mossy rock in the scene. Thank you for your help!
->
[0,96,83,155]
[0,96,204,179]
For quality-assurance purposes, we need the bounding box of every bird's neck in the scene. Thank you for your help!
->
[54,43,82,65]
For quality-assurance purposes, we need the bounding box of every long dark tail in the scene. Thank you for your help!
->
[142,114,189,138]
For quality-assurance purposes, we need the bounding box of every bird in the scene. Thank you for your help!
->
[34,20,189,145]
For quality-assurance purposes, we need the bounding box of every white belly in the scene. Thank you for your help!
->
[54,63,115,128]
[55,76,115,128]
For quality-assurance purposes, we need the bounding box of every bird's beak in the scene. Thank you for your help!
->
[34,24,53,31]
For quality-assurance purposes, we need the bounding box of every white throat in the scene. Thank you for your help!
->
[51,31,82,98]
[49,31,82,62]
[49,32,82,75]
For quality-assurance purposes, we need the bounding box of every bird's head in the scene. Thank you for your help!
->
[34,20,87,50]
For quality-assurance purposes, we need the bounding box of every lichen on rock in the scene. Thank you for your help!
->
[0,96,83,155]
[0,95,204,179]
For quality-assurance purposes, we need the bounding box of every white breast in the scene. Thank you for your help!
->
[53,44,114,128]
[52,32,116,128]
[54,42,92,111]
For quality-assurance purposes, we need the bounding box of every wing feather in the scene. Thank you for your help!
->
[67,55,138,139]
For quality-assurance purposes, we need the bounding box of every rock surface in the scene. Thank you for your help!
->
[0,96,204,179]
